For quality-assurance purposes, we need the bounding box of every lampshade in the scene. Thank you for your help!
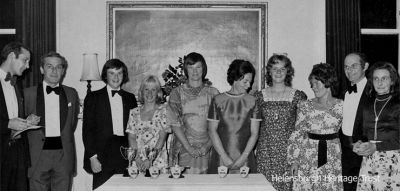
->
[80,53,101,81]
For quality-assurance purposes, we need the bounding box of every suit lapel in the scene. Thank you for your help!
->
[121,90,129,132]
[37,83,46,134]
[14,84,24,118]
[0,83,9,120]
[100,87,113,131]
[59,86,68,131]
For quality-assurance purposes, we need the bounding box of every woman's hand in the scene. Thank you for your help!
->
[221,155,234,168]
[232,154,247,169]
[290,163,299,176]
[197,144,211,157]
[136,159,151,171]
[185,145,200,158]
[356,142,376,156]
[352,140,362,153]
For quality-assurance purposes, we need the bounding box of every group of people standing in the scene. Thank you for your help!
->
[1,42,80,191]
[0,40,399,191]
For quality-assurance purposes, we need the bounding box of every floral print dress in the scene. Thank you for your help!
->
[126,104,171,172]
[287,99,343,191]
[254,89,307,191]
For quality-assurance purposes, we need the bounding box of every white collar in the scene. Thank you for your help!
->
[107,85,121,94]
[0,68,8,80]
[357,77,367,89]
[43,81,59,88]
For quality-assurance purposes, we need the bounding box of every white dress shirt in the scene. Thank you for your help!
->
[0,68,18,119]
[43,81,61,137]
[342,77,367,136]
[107,85,124,136]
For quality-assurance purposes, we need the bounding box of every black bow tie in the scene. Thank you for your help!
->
[348,84,357,94]
[4,72,16,86]
[46,86,60,95]
[111,90,122,97]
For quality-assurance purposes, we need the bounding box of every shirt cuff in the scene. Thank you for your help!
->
[90,154,98,160]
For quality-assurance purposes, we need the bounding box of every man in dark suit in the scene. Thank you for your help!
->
[0,42,32,191]
[341,52,369,191]
[83,59,137,190]
[24,52,80,191]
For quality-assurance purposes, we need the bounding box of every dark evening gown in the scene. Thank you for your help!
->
[207,92,261,174]
[355,93,400,191]
[254,89,307,191]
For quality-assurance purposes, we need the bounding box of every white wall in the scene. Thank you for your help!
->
[56,1,325,190]
[57,0,325,99]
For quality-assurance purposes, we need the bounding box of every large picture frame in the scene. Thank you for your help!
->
[107,1,267,94]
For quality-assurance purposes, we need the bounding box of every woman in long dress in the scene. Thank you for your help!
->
[208,59,261,174]
[353,62,400,191]
[287,63,343,191]
[254,54,307,190]
[168,52,219,174]
[126,75,170,173]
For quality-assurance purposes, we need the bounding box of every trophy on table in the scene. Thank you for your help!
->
[168,151,186,179]
[120,147,138,178]
[240,166,250,178]
[140,147,159,177]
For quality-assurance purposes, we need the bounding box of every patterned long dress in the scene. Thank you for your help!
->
[168,84,219,174]
[207,92,261,174]
[287,99,343,191]
[126,104,171,172]
[254,89,307,191]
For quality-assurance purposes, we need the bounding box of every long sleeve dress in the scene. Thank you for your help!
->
[356,93,400,191]
[287,99,343,191]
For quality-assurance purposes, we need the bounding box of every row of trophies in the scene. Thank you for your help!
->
[121,147,186,179]
[121,147,250,179]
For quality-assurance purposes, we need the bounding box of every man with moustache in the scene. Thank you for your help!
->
[83,59,137,190]
[341,53,369,191]
[24,52,80,191]
[0,42,32,191]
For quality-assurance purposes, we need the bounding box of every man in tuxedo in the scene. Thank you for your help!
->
[341,52,369,191]
[24,52,79,191]
[0,42,31,191]
[83,59,137,190]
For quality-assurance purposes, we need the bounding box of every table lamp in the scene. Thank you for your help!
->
[80,53,101,94]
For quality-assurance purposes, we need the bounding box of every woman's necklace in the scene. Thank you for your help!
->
[186,83,204,96]
[373,95,392,141]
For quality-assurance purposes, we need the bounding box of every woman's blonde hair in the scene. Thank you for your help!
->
[137,75,164,104]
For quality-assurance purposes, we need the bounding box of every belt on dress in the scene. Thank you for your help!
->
[308,132,339,168]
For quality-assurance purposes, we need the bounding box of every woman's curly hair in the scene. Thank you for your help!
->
[308,63,338,96]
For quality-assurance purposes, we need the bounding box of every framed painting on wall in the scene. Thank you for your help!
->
[107,1,268,94]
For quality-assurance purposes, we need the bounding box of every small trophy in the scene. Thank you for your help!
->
[120,147,138,178]
[218,166,228,178]
[169,151,185,179]
[240,166,250,178]
[140,148,158,177]
[170,164,184,179]
[149,166,160,178]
